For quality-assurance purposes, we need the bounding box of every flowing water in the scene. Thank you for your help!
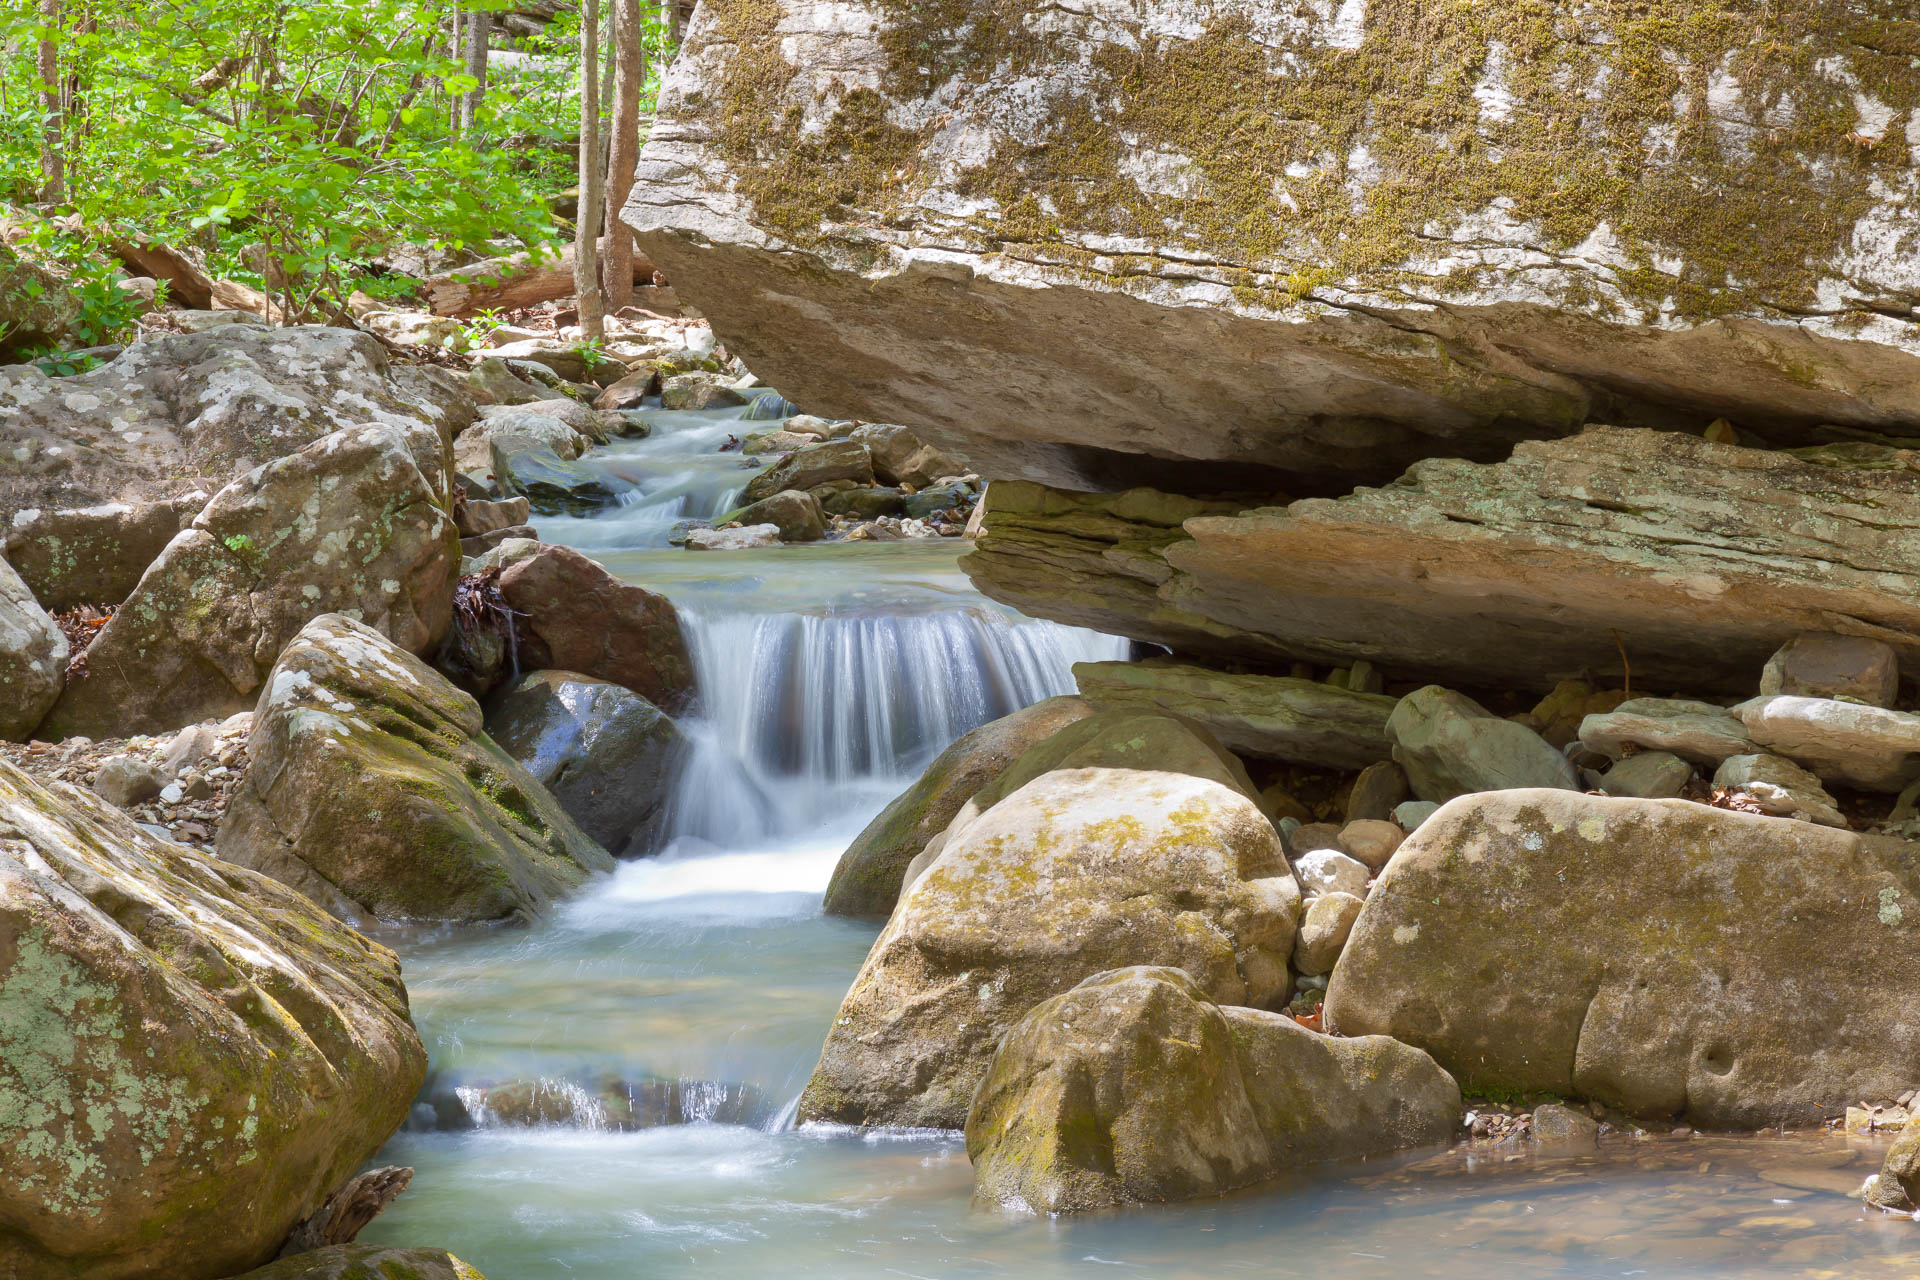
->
[361,399,1919,1276]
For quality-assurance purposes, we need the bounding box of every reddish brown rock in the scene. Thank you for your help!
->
[498,545,696,715]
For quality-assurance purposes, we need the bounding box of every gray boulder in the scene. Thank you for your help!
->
[4,495,204,612]
[743,440,873,504]
[1733,695,1920,792]
[719,489,826,542]
[966,967,1457,1213]
[1579,698,1758,766]
[0,554,65,740]
[1760,632,1901,707]
[1713,753,1848,828]
[484,670,689,857]
[798,767,1301,1129]
[1387,685,1579,802]
[1596,750,1693,799]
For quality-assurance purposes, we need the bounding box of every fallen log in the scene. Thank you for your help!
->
[421,240,660,316]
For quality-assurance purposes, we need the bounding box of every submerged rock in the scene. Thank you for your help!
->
[628,2,1920,495]
[965,432,1920,694]
[0,554,65,740]
[218,614,614,923]
[40,422,460,740]
[222,1246,486,1280]
[0,759,425,1280]
[685,524,780,550]
[798,767,1300,1129]
[485,670,689,857]
[1072,659,1394,769]
[1326,789,1920,1128]
[822,695,1093,919]
[966,967,1457,1213]
[491,444,626,514]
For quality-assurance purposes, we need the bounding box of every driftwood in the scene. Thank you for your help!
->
[421,240,659,317]
[276,1166,414,1258]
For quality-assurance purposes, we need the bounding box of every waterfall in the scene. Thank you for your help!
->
[660,604,1128,848]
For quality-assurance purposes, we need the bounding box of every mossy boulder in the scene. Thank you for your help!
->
[217,614,614,923]
[822,694,1093,919]
[797,766,1301,1129]
[221,1246,485,1280]
[484,670,689,857]
[967,966,1458,1213]
[0,758,425,1280]
[0,553,65,740]
[1325,789,1920,1129]
[40,423,460,740]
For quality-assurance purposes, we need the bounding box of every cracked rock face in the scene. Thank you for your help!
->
[627,0,1920,492]
[966,429,1920,694]
[1325,789,1920,1129]
[1,325,470,511]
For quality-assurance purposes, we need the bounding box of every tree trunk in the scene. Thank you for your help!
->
[420,242,657,316]
[602,0,645,311]
[460,7,491,137]
[36,0,65,204]
[573,0,606,338]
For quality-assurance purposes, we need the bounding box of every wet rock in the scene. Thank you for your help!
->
[823,695,1094,920]
[491,445,625,515]
[1596,750,1693,799]
[851,424,969,489]
[218,614,613,923]
[1761,633,1901,707]
[1345,761,1409,823]
[1387,686,1578,802]
[0,554,65,740]
[469,355,566,406]
[1326,789,1920,1128]
[1733,696,1920,793]
[966,967,1457,1213]
[741,428,814,455]
[1,324,468,511]
[686,524,780,550]
[1578,698,1757,767]
[629,4,1920,493]
[1713,754,1848,828]
[222,1246,487,1280]
[720,489,826,542]
[660,371,746,410]
[1864,1127,1920,1211]
[495,545,695,715]
[1531,1103,1600,1148]
[40,423,460,740]
[485,671,688,857]
[91,754,166,807]
[4,495,205,612]
[742,440,873,504]
[1292,848,1369,900]
[901,481,975,522]
[456,410,588,474]
[0,758,425,1280]
[1339,819,1403,873]
[963,434,1920,694]
[798,768,1301,1129]
[821,486,907,520]
[1292,892,1364,977]
[456,496,531,538]
[593,368,662,410]
[1072,659,1395,769]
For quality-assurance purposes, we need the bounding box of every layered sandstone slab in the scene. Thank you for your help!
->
[968,430,1920,694]
[626,0,1920,493]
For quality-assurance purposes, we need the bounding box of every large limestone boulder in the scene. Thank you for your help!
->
[1325,789,1920,1129]
[223,1246,486,1280]
[0,759,425,1280]
[966,967,1457,1213]
[822,695,1093,919]
[966,432,1920,693]
[797,767,1301,1129]
[40,423,460,740]
[1,324,470,511]
[494,544,696,713]
[1387,686,1578,802]
[483,670,689,857]
[0,554,65,740]
[4,495,205,611]
[629,1,1920,496]
[218,614,614,923]
[1073,659,1394,768]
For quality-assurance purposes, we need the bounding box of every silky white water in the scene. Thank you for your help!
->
[361,400,1912,1277]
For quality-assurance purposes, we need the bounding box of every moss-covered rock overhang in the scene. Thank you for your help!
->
[628,0,1920,491]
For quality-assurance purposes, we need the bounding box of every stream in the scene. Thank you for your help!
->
[359,397,1913,1276]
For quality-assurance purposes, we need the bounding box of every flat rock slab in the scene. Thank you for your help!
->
[971,431,1920,694]
[1072,659,1394,769]
[1325,789,1920,1129]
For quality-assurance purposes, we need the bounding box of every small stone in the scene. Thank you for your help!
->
[161,723,217,780]
[1339,819,1405,873]
[1288,822,1346,855]
[1597,750,1693,799]
[1292,848,1369,899]
[1293,891,1365,976]
[158,781,185,805]
[686,523,781,550]
[182,774,214,801]
[93,755,166,807]
[1760,632,1900,708]
[1344,760,1409,823]
[1532,1102,1600,1147]
[1713,753,1849,828]
[1393,800,1442,831]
